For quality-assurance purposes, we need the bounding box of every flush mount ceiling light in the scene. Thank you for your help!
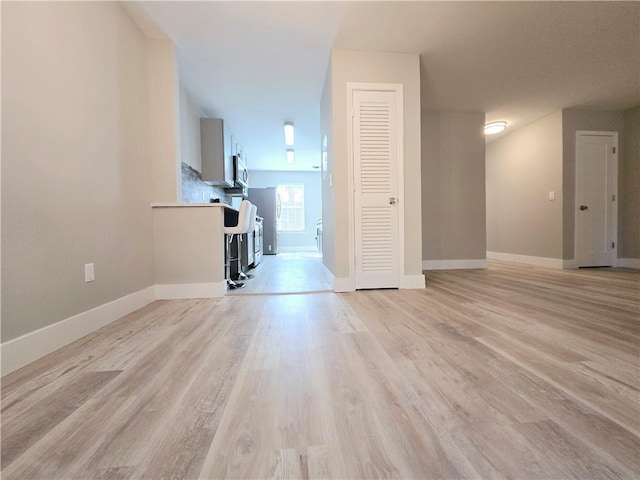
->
[284,122,294,146]
[484,121,507,135]
[286,148,295,164]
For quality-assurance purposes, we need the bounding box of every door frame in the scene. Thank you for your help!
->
[346,82,405,290]
[574,130,618,268]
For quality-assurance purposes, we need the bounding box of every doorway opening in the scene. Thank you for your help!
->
[227,179,331,296]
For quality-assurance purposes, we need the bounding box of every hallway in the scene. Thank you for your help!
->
[229,252,333,295]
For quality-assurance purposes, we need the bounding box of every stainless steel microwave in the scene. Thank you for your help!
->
[233,154,249,188]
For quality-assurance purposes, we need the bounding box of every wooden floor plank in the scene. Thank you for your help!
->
[229,252,332,296]
[0,370,121,469]
[2,261,639,479]
[516,419,632,479]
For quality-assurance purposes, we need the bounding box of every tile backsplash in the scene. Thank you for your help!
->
[181,162,231,204]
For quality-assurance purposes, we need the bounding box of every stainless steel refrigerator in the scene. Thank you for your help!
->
[248,187,279,255]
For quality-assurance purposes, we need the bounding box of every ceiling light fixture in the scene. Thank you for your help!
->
[286,148,295,164]
[284,122,294,146]
[484,121,507,135]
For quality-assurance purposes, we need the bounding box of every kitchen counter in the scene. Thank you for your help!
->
[151,202,238,211]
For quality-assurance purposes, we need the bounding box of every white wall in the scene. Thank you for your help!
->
[621,106,640,260]
[149,39,181,203]
[320,59,335,274]
[250,170,322,251]
[179,84,204,172]
[422,112,486,265]
[2,2,154,342]
[486,111,564,260]
[329,49,423,285]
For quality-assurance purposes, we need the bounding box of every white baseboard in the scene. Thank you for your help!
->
[402,274,426,289]
[487,251,563,269]
[278,246,319,253]
[155,281,227,299]
[333,274,426,291]
[1,280,228,377]
[422,259,488,270]
[320,262,336,288]
[618,258,640,269]
[1,286,155,377]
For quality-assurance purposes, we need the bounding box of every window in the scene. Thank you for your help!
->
[277,184,305,232]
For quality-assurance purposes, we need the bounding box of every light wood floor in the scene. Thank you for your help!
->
[2,262,639,479]
[230,252,332,295]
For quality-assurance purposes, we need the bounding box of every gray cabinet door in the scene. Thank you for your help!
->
[201,118,234,186]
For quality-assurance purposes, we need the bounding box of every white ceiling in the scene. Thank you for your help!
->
[126,1,640,172]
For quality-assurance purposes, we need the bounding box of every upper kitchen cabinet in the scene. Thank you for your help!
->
[201,118,234,187]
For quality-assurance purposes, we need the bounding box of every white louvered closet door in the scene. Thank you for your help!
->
[353,89,400,289]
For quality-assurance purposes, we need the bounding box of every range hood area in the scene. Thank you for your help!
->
[224,185,248,197]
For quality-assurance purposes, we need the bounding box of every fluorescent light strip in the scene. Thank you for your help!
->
[284,122,294,146]
[286,149,295,164]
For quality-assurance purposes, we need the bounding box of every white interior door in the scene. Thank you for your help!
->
[352,89,401,289]
[575,132,617,267]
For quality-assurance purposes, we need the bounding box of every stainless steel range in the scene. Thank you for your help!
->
[253,217,263,266]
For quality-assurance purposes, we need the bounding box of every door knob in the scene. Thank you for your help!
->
[389,197,397,205]
[580,205,588,210]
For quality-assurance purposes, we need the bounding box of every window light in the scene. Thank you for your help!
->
[484,121,507,135]
[284,122,295,146]
[277,184,305,231]
[286,148,295,164]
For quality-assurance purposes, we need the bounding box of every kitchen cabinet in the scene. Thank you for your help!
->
[200,118,234,187]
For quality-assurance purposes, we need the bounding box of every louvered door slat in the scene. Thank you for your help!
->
[360,102,391,196]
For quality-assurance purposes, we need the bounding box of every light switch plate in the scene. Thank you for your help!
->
[85,263,95,283]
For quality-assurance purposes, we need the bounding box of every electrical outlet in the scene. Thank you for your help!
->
[548,191,556,201]
[85,263,95,283]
